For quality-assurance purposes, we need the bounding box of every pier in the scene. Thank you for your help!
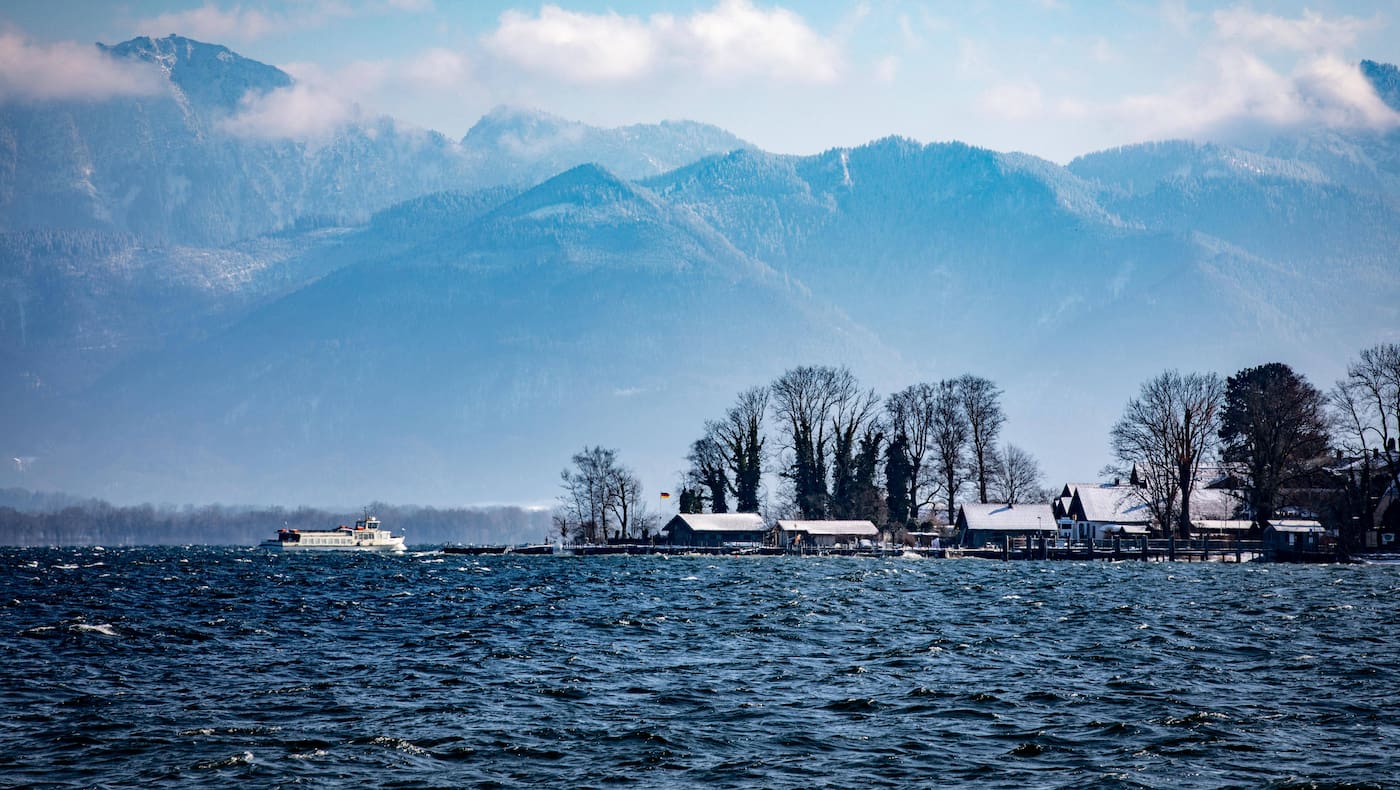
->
[443,536,1267,561]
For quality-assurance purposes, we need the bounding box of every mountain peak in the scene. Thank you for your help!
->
[464,105,575,143]
[99,34,291,113]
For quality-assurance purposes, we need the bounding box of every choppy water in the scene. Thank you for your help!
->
[2,548,1397,789]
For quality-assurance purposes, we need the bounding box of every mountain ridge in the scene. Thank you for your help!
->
[1,37,1398,505]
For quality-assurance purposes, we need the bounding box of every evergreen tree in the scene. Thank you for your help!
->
[1220,363,1330,523]
[885,434,912,528]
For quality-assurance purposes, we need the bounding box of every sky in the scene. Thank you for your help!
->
[3,0,1400,163]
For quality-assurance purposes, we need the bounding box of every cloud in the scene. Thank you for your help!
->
[484,0,842,84]
[1107,50,1400,142]
[218,48,472,140]
[134,1,434,44]
[488,6,657,82]
[996,7,1400,152]
[0,29,166,102]
[137,4,279,42]
[1212,6,1376,52]
[219,81,360,139]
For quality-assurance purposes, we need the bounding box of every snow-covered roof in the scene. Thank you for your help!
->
[667,513,767,532]
[1193,519,1253,532]
[1266,519,1325,533]
[1188,487,1237,520]
[1073,485,1152,524]
[958,502,1056,532]
[776,520,879,537]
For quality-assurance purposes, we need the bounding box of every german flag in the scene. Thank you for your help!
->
[659,492,671,499]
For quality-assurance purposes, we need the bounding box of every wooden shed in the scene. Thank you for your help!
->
[955,502,1056,548]
[776,520,879,550]
[663,513,768,548]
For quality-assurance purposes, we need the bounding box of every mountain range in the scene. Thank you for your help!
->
[1,35,1398,509]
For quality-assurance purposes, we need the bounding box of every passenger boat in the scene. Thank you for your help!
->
[261,516,406,552]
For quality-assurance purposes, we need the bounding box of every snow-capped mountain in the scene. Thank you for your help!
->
[0,35,752,246]
[1,36,1397,506]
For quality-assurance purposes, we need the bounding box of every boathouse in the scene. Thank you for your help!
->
[663,513,768,548]
[1262,519,1327,561]
[955,502,1056,548]
[775,520,879,550]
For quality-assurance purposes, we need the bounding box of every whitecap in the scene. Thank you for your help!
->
[73,623,119,637]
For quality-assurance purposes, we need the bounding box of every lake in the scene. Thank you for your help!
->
[2,548,1396,788]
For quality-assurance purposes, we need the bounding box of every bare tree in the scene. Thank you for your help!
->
[711,387,768,512]
[829,385,881,519]
[931,378,970,526]
[990,444,1043,504]
[687,431,730,513]
[1332,343,1400,542]
[959,374,1006,504]
[558,446,618,543]
[885,383,937,526]
[557,446,650,542]
[606,466,651,540]
[770,365,863,519]
[1110,371,1225,538]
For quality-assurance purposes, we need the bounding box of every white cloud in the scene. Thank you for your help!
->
[685,0,841,82]
[484,0,842,84]
[1008,7,1400,152]
[220,81,360,139]
[1106,49,1400,142]
[219,48,474,140]
[488,6,657,82]
[401,48,471,89]
[134,1,434,44]
[0,29,166,102]
[138,4,279,43]
[1212,6,1376,52]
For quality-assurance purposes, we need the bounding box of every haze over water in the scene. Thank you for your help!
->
[3,548,1397,788]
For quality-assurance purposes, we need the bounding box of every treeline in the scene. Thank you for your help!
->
[0,499,553,548]
[679,366,1041,529]
[556,365,1046,540]
[1105,343,1400,545]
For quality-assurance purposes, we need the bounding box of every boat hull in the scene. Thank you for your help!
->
[260,539,406,552]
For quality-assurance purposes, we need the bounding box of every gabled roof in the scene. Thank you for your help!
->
[666,513,767,532]
[957,502,1056,532]
[1193,519,1253,532]
[1265,519,1325,533]
[776,520,879,537]
[1072,484,1152,524]
[1188,487,1237,520]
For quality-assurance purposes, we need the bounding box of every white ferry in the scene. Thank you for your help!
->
[262,516,406,552]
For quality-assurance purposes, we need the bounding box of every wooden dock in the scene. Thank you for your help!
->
[443,537,1265,562]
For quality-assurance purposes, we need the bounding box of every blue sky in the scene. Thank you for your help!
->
[4,1,1400,161]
